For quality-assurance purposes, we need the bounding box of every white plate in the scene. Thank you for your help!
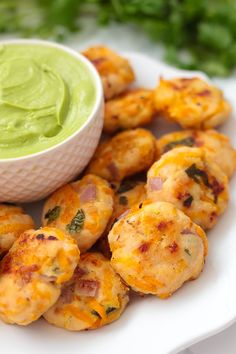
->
[1,52,236,354]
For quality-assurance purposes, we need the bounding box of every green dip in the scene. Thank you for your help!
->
[0,42,97,158]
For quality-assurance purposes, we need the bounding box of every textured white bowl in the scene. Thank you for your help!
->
[0,39,103,203]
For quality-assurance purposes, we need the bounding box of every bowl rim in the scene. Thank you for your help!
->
[0,38,103,162]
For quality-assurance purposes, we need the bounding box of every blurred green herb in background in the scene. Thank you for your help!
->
[1,0,236,76]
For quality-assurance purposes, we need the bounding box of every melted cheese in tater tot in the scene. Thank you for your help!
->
[108,201,207,298]
[96,181,147,258]
[44,252,129,331]
[42,174,114,253]
[0,227,79,325]
[104,89,156,133]
[147,147,229,230]
[154,77,231,129]
[82,46,135,100]
[87,129,156,182]
[156,129,236,179]
[0,204,35,257]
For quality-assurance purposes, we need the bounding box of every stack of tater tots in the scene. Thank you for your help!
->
[0,46,235,331]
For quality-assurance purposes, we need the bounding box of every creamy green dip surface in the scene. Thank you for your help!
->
[0,43,96,158]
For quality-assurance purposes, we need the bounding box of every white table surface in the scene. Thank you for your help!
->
[2,20,236,354]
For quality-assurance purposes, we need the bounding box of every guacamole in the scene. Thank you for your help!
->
[0,42,97,158]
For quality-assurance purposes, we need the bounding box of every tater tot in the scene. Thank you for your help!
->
[0,227,79,325]
[82,46,135,100]
[107,181,147,232]
[42,174,114,253]
[156,129,236,179]
[96,181,147,258]
[147,147,229,229]
[87,129,156,182]
[154,77,231,129]
[108,201,208,298]
[0,204,35,257]
[104,89,156,133]
[44,252,129,331]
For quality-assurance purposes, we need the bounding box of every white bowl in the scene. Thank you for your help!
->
[0,39,103,203]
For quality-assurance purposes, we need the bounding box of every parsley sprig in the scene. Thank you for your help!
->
[45,206,61,224]
[2,0,236,76]
[66,209,85,234]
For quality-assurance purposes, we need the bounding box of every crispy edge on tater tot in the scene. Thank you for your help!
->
[104,88,156,133]
[86,128,156,182]
[156,129,236,179]
[82,46,135,100]
[0,204,35,257]
[154,77,231,129]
